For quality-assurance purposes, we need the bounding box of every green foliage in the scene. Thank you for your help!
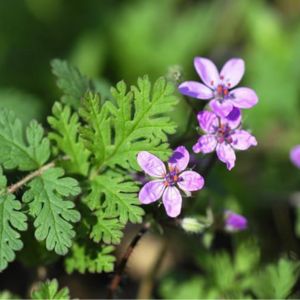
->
[51,59,91,108]
[31,279,70,300]
[23,167,81,255]
[160,240,300,299]
[86,171,144,224]
[48,102,90,175]
[251,258,300,299]
[90,210,124,245]
[0,192,27,271]
[0,109,50,171]
[0,290,20,299]
[79,76,178,170]
[65,243,115,274]
[0,168,27,271]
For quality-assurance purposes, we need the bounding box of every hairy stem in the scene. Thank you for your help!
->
[7,161,55,194]
[107,222,151,299]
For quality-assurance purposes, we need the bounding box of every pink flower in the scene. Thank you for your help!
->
[224,211,248,232]
[193,111,257,170]
[290,145,300,168]
[178,57,258,117]
[137,146,204,218]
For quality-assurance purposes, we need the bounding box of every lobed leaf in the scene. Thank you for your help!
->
[23,168,81,255]
[0,109,50,171]
[0,191,27,271]
[48,102,90,175]
[51,59,91,108]
[65,243,115,274]
[31,279,70,300]
[79,76,178,170]
[86,171,144,224]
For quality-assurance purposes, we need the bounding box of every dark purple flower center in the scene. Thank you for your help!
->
[164,169,182,187]
[215,84,230,101]
[215,124,233,144]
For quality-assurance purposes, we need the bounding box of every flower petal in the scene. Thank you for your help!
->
[194,57,219,89]
[230,87,258,108]
[290,145,300,168]
[225,211,248,232]
[137,151,166,177]
[231,130,257,150]
[168,146,190,172]
[178,81,213,99]
[193,135,217,154]
[139,180,165,204]
[197,110,219,133]
[225,107,242,128]
[162,186,182,218]
[216,143,236,170]
[210,99,234,118]
[178,171,205,192]
[220,58,245,88]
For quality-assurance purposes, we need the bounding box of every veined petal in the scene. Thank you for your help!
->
[231,130,257,150]
[137,151,166,177]
[216,143,236,170]
[220,58,245,88]
[193,135,217,154]
[290,145,300,168]
[225,107,242,128]
[178,171,205,192]
[169,146,190,172]
[178,81,213,99]
[197,111,219,133]
[162,186,182,218]
[194,57,219,89]
[139,180,165,204]
[230,87,258,108]
[210,99,234,118]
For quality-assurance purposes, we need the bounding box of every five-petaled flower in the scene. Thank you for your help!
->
[224,211,248,232]
[137,146,204,218]
[193,110,257,170]
[290,145,300,169]
[178,57,258,118]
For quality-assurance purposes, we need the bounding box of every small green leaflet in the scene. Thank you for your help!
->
[23,167,81,255]
[0,109,50,171]
[65,243,115,274]
[0,187,27,271]
[48,102,90,176]
[86,171,144,224]
[31,279,70,300]
[51,59,91,108]
[79,76,178,170]
[90,210,124,245]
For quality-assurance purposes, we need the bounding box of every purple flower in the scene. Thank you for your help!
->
[290,145,300,168]
[178,57,258,117]
[193,111,257,170]
[137,146,205,218]
[224,211,248,232]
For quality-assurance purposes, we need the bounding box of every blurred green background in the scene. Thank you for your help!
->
[1,0,300,298]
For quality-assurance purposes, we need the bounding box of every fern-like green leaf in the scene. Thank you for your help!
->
[90,210,124,245]
[51,59,91,108]
[79,92,110,166]
[86,171,144,224]
[48,102,90,175]
[0,109,50,171]
[252,258,300,299]
[23,168,81,255]
[31,279,70,300]
[79,76,178,170]
[0,170,27,271]
[65,243,115,274]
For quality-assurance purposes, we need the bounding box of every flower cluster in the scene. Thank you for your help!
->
[180,57,258,170]
[136,56,258,220]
